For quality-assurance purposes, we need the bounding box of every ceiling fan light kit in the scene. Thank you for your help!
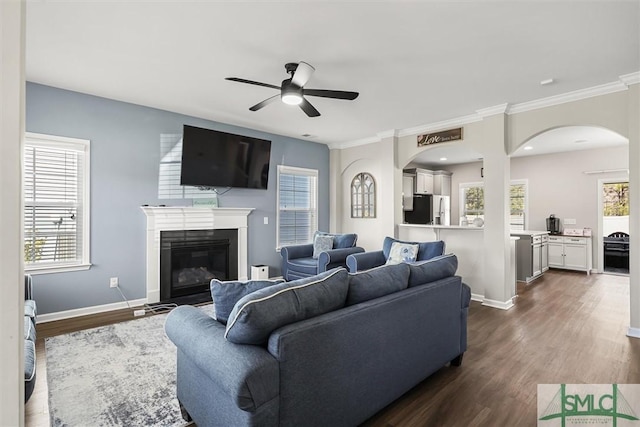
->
[226,61,359,117]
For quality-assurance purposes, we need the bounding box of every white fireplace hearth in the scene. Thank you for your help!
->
[141,206,253,303]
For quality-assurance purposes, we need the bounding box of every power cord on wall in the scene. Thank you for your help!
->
[113,282,177,317]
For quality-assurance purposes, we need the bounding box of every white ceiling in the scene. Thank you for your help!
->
[26,1,639,149]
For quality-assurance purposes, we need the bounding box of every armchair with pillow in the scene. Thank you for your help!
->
[280,232,364,281]
[346,236,445,273]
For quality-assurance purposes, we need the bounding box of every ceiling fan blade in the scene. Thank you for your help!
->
[303,89,359,100]
[299,98,320,117]
[249,94,280,111]
[291,62,315,87]
[225,77,280,90]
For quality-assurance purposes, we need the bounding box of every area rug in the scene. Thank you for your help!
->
[45,305,214,427]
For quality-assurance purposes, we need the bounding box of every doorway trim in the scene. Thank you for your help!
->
[597,178,629,273]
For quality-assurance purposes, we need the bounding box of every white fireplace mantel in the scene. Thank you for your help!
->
[141,206,254,303]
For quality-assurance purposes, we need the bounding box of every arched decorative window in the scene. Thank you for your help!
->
[351,172,376,218]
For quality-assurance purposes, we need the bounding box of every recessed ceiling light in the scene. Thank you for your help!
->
[440,157,447,161]
[574,139,588,144]
[524,146,533,150]
[540,78,554,85]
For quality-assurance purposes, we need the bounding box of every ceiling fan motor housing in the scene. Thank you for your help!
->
[281,79,303,105]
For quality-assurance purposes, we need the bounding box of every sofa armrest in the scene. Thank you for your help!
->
[165,306,279,412]
[280,244,314,261]
[317,247,365,272]
[25,274,33,300]
[345,250,386,273]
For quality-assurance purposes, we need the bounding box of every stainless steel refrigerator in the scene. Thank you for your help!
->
[404,194,450,225]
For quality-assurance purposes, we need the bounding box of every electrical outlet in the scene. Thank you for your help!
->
[263,216,269,225]
[564,218,577,225]
[110,277,119,288]
[133,309,146,317]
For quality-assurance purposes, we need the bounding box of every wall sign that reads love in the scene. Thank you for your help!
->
[417,127,463,147]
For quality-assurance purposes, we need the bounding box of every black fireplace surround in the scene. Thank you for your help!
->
[160,229,238,302]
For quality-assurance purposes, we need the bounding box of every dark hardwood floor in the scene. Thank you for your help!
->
[26,270,638,427]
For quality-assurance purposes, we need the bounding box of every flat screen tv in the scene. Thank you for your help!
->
[180,125,272,190]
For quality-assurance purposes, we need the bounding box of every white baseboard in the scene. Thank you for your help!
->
[627,327,640,339]
[470,293,484,303]
[482,297,515,310]
[37,298,148,324]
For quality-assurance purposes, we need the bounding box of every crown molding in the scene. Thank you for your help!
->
[508,79,629,115]
[333,72,640,150]
[476,103,510,118]
[620,71,640,86]
[328,134,382,150]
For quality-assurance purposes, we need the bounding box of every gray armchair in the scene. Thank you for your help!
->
[280,232,364,281]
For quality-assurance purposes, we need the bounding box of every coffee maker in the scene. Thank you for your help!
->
[546,214,560,235]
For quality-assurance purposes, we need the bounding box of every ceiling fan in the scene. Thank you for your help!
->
[225,62,359,117]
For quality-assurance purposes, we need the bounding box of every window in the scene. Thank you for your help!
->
[509,180,527,231]
[351,172,376,218]
[277,165,318,248]
[460,183,484,222]
[459,180,528,230]
[24,133,90,273]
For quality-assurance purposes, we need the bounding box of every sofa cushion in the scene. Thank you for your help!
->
[408,254,458,287]
[286,257,319,276]
[225,268,349,345]
[24,316,35,342]
[347,263,410,305]
[382,237,445,261]
[313,234,334,259]
[314,231,357,249]
[25,300,37,320]
[210,278,285,324]
[385,241,419,265]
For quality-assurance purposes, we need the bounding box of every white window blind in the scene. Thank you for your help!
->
[24,133,90,273]
[277,165,318,248]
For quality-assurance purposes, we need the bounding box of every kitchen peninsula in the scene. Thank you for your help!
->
[398,224,494,303]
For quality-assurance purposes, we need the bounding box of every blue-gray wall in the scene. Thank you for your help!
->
[26,82,330,315]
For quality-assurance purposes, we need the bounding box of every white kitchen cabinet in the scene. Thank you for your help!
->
[402,174,414,211]
[547,235,592,274]
[415,169,434,194]
[433,170,452,196]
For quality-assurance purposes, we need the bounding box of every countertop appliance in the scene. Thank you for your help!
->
[404,194,450,225]
[546,214,560,235]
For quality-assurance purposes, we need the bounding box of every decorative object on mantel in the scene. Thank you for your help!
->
[192,197,218,208]
[417,127,463,147]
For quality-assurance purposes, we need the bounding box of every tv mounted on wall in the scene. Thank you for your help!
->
[180,125,272,190]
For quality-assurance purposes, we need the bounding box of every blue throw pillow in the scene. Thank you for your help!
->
[314,231,357,249]
[225,268,349,345]
[382,237,445,261]
[347,263,410,305]
[210,278,284,324]
[408,254,458,287]
[313,234,334,259]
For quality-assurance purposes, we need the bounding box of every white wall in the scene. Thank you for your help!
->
[0,1,25,425]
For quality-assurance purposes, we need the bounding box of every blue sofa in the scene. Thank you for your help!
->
[24,274,37,402]
[346,236,446,272]
[280,232,364,281]
[165,254,470,427]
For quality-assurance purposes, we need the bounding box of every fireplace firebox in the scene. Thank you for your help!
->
[160,229,238,301]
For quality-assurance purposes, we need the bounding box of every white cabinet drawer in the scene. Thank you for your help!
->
[564,237,587,245]
[532,235,542,244]
[541,234,549,243]
[548,236,563,243]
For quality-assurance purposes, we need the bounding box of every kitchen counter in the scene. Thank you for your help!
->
[510,230,549,236]
[399,224,484,230]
